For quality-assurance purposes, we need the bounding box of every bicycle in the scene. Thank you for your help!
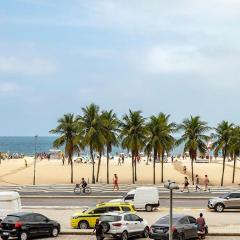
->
[74,184,92,194]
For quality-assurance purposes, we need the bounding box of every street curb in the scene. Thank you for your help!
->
[22,206,89,210]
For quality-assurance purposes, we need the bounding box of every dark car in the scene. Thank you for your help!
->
[0,212,60,240]
[149,214,199,240]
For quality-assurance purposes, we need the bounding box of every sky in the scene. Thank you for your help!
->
[0,0,240,136]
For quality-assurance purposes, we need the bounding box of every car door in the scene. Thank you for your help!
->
[33,214,51,236]
[90,207,108,227]
[178,217,191,239]
[22,214,39,237]
[130,214,144,234]
[124,214,134,234]
[187,216,198,238]
[225,193,240,208]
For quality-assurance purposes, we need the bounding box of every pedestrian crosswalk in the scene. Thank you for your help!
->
[0,184,239,195]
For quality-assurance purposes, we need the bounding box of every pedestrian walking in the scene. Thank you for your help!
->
[181,177,190,193]
[204,175,210,191]
[195,174,201,192]
[118,157,121,166]
[92,219,104,240]
[113,173,119,191]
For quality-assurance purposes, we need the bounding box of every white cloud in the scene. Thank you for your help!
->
[0,56,57,76]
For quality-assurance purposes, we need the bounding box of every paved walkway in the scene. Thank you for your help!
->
[0,184,239,197]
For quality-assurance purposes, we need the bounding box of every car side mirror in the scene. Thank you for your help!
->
[0,219,2,223]
[139,218,143,222]
[226,197,230,200]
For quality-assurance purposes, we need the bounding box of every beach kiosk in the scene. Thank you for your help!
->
[0,191,22,220]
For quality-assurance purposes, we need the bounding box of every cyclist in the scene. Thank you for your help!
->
[81,178,88,193]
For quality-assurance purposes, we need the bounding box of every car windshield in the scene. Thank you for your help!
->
[219,193,230,199]
[3,216,20,222]
[100,215,121,222]
[155,216,179,225]
[83,207,93,213]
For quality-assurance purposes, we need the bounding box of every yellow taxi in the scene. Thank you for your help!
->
[71,202,136,229]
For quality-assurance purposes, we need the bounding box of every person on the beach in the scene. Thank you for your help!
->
[204,175,209,191]
[195,174,201,192]
[81,178,87,193]
[113,174,119,191]
[93,219,104,240]
[118,157,121,165]
[181,177,189,193]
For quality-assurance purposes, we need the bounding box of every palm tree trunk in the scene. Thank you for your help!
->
[191,157,194,184]
[232,155,237,184]
[161,153,164,183]
[131,151,135,184]
[96,152,102,182]
[153,149,156,184]
[221,149,227,186]
[107,146,110,184]
[69,154,73,184]
[134,154,137,182]
[90,148,95,184]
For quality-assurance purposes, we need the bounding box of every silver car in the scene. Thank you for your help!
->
[208,192,240,212]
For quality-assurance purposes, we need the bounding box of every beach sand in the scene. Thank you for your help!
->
[0,157,239,186]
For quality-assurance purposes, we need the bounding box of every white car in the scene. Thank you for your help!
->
[99,212,149,240]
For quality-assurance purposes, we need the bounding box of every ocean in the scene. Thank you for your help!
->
[0,136,183,156]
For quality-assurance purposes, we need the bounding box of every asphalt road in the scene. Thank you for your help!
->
[22,197,208,208]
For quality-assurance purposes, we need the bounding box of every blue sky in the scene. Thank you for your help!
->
[0,0,240,135]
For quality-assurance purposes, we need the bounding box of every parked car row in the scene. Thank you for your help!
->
[98,212,207,240]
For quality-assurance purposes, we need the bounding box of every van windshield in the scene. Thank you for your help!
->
[124,194,134,201]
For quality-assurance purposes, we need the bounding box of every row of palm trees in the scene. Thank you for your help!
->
[50,103,240,186]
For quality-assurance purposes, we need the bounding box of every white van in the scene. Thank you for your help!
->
[110,187,159,212]
[0,191,22,220]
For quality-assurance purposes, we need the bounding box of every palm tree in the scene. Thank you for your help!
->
[146,113,175,184]
[120,110,146,184]
[100,110,119,184]
[230,126,240,183]
[177,116,210,184]
[78,103,105,184]
[212,121,234,186]
[49,113,79,183]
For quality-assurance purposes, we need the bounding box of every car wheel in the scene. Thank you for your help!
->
[142,227,149,238]
[215,203,225,212]
[121,231,128,240]
[100,222,110,233]
[18,232,28,240]
[178,233,185,240]
[78,220,89,229]
[1,236,9,240]
[51,227,59,237]
[145,204,153,212]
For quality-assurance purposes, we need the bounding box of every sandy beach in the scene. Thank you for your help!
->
[0,156,239,186]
